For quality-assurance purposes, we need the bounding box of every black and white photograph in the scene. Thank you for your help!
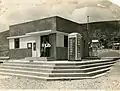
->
[0,0,120,91]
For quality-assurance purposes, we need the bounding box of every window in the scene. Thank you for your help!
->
[14,38,20,48]
[33,42,36,51]
[27,43,32,49]
[64,35,68,47]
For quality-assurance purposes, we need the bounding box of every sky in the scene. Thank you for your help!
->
[111,0,120,5]
[0,0,120,32]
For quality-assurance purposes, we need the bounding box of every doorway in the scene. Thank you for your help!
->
[40,35,51,57]
[27,42,37,57]
[32,42,36,57]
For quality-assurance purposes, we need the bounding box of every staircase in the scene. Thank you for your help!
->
[25,57,54,61]
[0,58,118,80]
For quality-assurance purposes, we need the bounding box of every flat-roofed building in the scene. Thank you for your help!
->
[7,16,89,60]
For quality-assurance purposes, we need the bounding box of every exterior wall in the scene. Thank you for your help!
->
[9,39,14,49]
[56,16,84,34]
[56,33,68,60]
[36,36,41,57]
[56,16,89,57]
[9,17,56,37]
[56,47,68,60]
[56,33,64,47]
[20,36,41,57]
[49,33,56,59]
[0,30,9,57]
[20,37,36,49]
[9,36,41,59]
[9,49,32,59]
[9,37,37,49]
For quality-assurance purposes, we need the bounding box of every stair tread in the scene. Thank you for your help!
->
[0,67,110,75]
[2,61,115,67]
[2,63,55,67]
[50,68,110,75]
[4,59,114,64]
[0,71,107,80]
[0,59,116,80]
[0,64,113,71]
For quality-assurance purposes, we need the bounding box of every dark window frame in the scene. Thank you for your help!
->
[64,35,68,47]
[33,42,36,51]
[14,38,20,49]
[27,43,32,49]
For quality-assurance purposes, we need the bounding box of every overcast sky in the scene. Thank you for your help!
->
[111,0,120,5]
[0,0,120,32]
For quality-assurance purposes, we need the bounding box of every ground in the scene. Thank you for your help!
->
[98,49,120,57]
[0,49,120,90]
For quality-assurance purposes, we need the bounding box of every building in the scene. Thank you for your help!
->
[6,16,89,60]
[0,30,9,57]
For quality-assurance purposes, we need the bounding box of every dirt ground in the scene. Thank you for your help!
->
[0,60,119,90]
[0,49,120,90]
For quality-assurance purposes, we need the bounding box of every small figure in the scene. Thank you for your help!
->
[41,41,46,57]
[45,41,51,57]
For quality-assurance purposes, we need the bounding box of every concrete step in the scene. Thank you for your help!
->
[0,67,110,78]
[55,59,116,66]
[0,66,52,72]
[0,68,49,77]
[54,61,115,69]
[0,59,117,80]
[0,64,112,73]
[47,72,108,80]
[1,61,115,71]
[52,65,112,73]
[25,57,47,61]
[0,71,108,80]
[0,72,48,80]
[2,60,116,68]
[49,68,110,77]
[4,59,115,65]
[3,62,55,66]
[25,57,54,61]
[1,63,54,69]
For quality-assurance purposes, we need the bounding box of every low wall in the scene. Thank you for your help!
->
[9,48,32,59]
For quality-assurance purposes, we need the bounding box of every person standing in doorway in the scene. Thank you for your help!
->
[41,40,46,57]
[45,41,51,57]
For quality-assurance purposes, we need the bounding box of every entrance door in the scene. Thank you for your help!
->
[41,35,50,57]
[32,42,37,57]
[27,42,37,57]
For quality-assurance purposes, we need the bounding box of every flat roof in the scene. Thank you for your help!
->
[9,15,82,27]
